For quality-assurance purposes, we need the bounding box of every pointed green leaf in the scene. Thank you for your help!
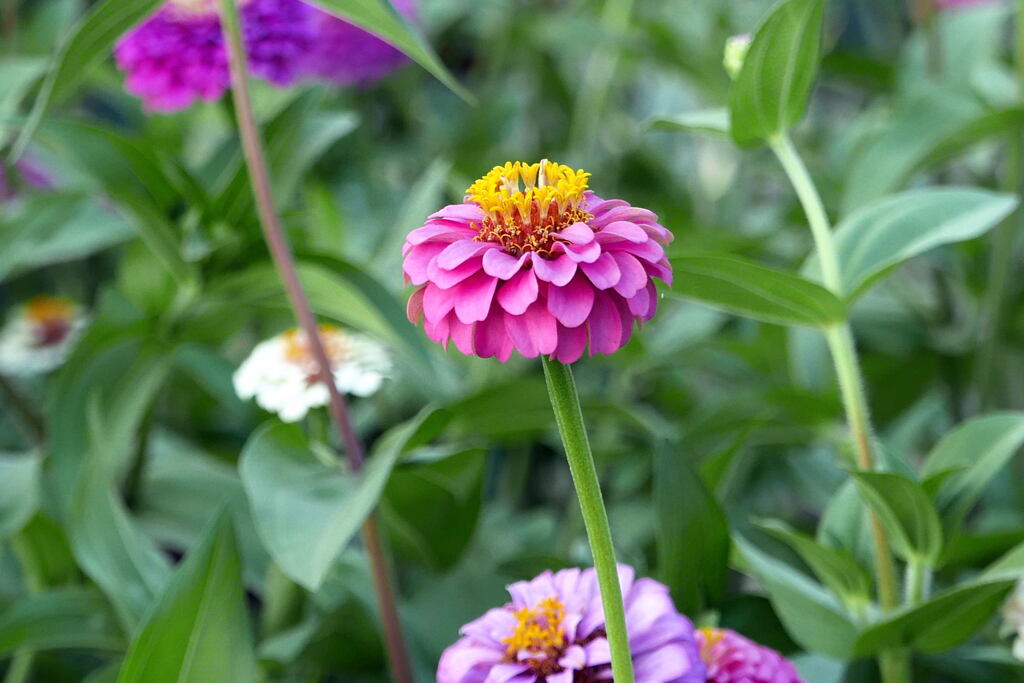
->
[729,0,825,146]
[0,588,123,656]
[670,253,845,328]
[0,454,39,539]
[117,513,258,683]
[851,472,943,564]
[649,109,730,138]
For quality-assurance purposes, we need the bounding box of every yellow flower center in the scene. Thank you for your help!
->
[698,627,725,662]
[281,325,348,375]
[502,596,566,670]
[24,296,73,325]
[167,0,251,17]
[466,160,593,257]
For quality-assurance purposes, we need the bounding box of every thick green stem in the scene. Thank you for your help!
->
[542,359,634,683]
[218,4,413,682]
[771,135,906,681]
[904,557,931,606]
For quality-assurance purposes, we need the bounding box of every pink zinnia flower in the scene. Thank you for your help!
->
[437,565,706,683]
[403,160,674,363]
[307,0,415,85]
[696,628,804,683]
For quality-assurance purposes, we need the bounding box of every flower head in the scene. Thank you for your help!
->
[404,160,673,363]
[0,297,87,376]
[696,628,803,683]
[233,325,391,422]
[437,565,705,683]
[307,0,416,85]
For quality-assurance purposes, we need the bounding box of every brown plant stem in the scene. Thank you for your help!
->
[217,3,413,681]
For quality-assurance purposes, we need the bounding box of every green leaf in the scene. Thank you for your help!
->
[117,513,258,683]
[922,413,1024,531]
[654,442,729,615]
[307,0,473,104]
[670,253,845,328]
[649,109,730,138]
[0,56,47,143]
[757,519,871,608]
[733,535,857,660]
[851,472,943,564]
[817,480,874,572]
[729,0,825,146]
[853,580,1013,656]
[0,454,39,539]
[68,459,173,631]
[10,514,79,589]
[0,588,124,656]
[10,0,164,160]
[833,188,1018,298]
[380,449,485,571]
[240,410,437,590]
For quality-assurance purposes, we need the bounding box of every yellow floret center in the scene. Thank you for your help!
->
[466,160,593,257]
[24,296,73,325]
[282,325,348,371]
[502,597,566,662]
[698,627,725,662]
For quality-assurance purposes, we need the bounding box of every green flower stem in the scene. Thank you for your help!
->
[904,557,931,606]
[218,4,413,682]
[770,134,905,681]
[542,358,635,683]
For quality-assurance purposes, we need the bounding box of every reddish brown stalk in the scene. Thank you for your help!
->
[217,4,413,681]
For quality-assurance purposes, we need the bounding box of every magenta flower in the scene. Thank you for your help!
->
[307,0,415,85]
[696,628,804,683]
[403,160,674,363]
[437,565,705,683]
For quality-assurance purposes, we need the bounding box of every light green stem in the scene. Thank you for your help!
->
[904,557,932,605]
[770,134,906,682]
[542,358,634,683]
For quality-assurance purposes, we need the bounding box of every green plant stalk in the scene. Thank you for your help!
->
[218,3,413,682]
[770,134,905,681]
[904,557,932,605]
[542,358,635,683]
[5,522,45,683]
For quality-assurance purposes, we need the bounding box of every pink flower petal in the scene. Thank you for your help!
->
[405,221,475,245]
[505,302,558,357]
[403,242,445,285]
[474,309,509,360]
[580,253,621,290]
[497,269,539,315]
[532,253,577,286]
[482,249,528,280]
[453,272,499,324]
[429,203,485,222]
[588,291,623,355]
[423,283,457,322]
[600,236,665,264]
[449,317,476,355]
[423,315,450,348]
[553,222,595,244]
[627,281,657,320]
[406,286,424,323]
[611,252,648,298]
[547,275,595,328]
[560,240,602,264]
[428,257,484,289]
[436,239,494,270]
[598,220,649,243]
[552,323,588,364]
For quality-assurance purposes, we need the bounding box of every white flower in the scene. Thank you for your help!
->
[1002,578,1024,660]
[0,297,87,376]
[233,326,392,423]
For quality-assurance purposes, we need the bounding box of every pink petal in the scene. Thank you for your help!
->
[423,315,450,347]
[406,287,424,323]
[482,249,528,280]
[532,253,577,286]
[436,239,494,270]
[505,302,558,357]
[644,259,673,285]
[552,323,588,364]
[449,317,476,355]
[553,222,595,244]
[423,283,457,322]
[453,272,499,324]
[611,252,648,298]
[429,203,485,222]
[600,237,664,263]
[589,205,658,228]
[627,281,657,320]
[588,292,623,355]
[474,309,509,360]
[403,242,445,285]
[405,221,475,245]
[547,275,595,328]
[598,220,649,243]
[580,253,621,290]
[497,269,539,315]
[560,239,602,264]
[428,257,483,289]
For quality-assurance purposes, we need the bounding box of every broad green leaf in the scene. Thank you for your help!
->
[10,514,78,589]
[833,188,1017,298]
[10,0,164,159]
[981,539,1024,582]
[308,0,473,103]
[670,253,845,328]
[851,472,943,564]
[68,459,173,631]
[757,519,871,609]
[0,57,47,143]
[853,580,1013,656]
[734,535,857,660]
[729,0,825,146]
[0,454,39,539]
[654,442,729,615]
[649,109,730,138]
[922,413,1024,530]
[240,410,437,590]
[0,588,123,656]
[117,513,258,683]
[817,481,874,571]
[380,449,485,571]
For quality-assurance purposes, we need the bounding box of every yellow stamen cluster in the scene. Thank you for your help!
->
[698,627,725,662]
[466,160,593,256]
[168,0,250,17]
[502,597,567,670]
[24,297,74,326]
[282,325,348,370]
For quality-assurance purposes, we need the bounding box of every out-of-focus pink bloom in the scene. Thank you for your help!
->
[403,160,674,363]
[308,0,415,85]
[696,628,804,683]
[437,565,705,683]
